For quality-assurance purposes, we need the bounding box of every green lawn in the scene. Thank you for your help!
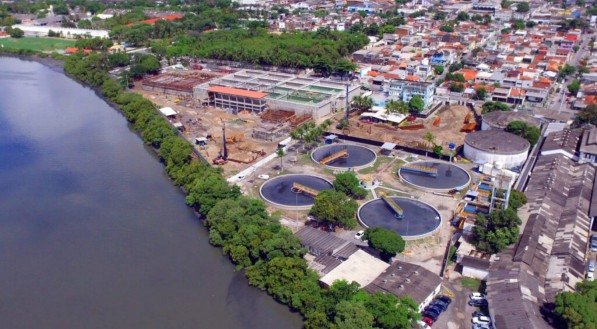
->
[461,277,482,291]
[0,37,76,52]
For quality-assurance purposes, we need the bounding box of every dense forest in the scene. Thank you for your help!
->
[160,28,368,75]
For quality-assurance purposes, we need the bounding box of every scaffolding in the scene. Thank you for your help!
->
[291,182,319,197]
[489,174,514,212]
[320,149,349,165]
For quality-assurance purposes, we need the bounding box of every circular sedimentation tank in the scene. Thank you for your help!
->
[398,161,471,192]
[259,174,333,210]
[358,196,441,239]
[311,144,377,170]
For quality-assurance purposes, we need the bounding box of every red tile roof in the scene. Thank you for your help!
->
[208,85,267,99]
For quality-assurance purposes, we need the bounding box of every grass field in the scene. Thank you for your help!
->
[0,37,76,52]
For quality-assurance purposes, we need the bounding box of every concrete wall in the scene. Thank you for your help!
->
[462,267,489,280]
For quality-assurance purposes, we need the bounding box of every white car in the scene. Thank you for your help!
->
[258,174,270,180]
[354,230,365,240]
[587,272,594,280]
[472,316,491,325]
[470,292,486,300]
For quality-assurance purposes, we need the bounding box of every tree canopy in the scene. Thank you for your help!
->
[385,99,409,114]
[364,227,405,260]
[163,29,367,75]
[333,171,367,199]
[505,121,540,146]
[576,104,597,126]
[482,101,510,113]
[554,280,597,329]
[409,95,425,112]
[472,208,521,253]
[310,190,358,229]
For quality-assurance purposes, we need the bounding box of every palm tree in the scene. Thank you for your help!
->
[276,147,285,172]
[352,95,373,112]
[423,132,436,157]
[385,99,409,114]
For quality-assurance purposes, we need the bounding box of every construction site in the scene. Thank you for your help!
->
[329,104,478,150]
[134,71,324,175]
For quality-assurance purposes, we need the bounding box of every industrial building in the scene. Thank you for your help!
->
[481,111,541,131]
[463,130,530,169]
[486,153,595,329]
[194,69,361,118]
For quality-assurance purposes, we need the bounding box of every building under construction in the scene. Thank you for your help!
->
[193,69,361,118]
[142,70,221,97]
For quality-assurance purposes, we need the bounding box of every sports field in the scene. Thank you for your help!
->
[0,37,76,52]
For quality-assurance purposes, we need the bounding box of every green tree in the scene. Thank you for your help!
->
[364,227,405,260]
[423,131,435,153]
[501,0,512,8]
[333,171,367,199]
[449,62,463,73]
[365,292,420,329]
[385,99,409,114]
[433,11,446,21]
[473,208,521,253]
[559,64,576,78]
[434,65,444,75]
[352,95,374,112]
[449,83,464,92]
[568,80,581,95]
[505,121,540,146]
[409,95,425,112]
[474,87,487,100]
[130,54,161,78]
[433,144,444,157]
[508,190,527,210]
[457,12,469,21]
[482,101,510,113]
[554,280,597,329]
[576,104,597,126]
[440,24,454,32]
[276,147,285,172]
[333,300,375,329]
[9,27,24,38]
[515,1,530,12]
[512,19,525,30]
[310,190,358,229]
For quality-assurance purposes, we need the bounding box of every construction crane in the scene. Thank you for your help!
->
[319,149,349,165]
[212,121,228,165]
[379,192,403,219]
[291,182,319,197]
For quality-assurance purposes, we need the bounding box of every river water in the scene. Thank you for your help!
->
[0,57,301,329]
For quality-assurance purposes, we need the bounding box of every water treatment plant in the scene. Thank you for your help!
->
[259,174,333,210]
[311,144,377,170]
[357,195,441,239]
[398,161,471,192]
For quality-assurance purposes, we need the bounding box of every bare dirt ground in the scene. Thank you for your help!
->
[134,86,279,176]
[329,105,475,149]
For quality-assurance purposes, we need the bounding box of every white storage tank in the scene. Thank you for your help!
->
[464,130,530,169]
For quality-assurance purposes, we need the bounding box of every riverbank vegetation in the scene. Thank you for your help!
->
[61,53,420,329]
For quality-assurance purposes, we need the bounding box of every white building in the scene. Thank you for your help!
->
[13,25,109,39]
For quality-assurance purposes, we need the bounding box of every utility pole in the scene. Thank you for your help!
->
[345,84,350,123]
[222,122,228,160]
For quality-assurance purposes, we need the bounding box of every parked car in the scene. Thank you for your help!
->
[257,174,270,180]
[472,316,491,325]
[421,316,434,327]
[470,292,486,300]
[473,311,488,318]
[588,260,596,273]
[468,299,489,307]
[587,271,594,280]
[423,310,440,321]
[590,235,597,252]
[472,324,491,329]
[354,230,365,240]
[437,296,452,305]
[430,300,448,311]
[425,305,444,314]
